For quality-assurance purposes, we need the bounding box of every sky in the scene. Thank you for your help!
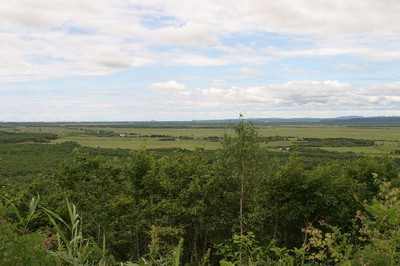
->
[1,0,400,121]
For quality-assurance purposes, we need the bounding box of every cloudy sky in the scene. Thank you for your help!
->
[1,0,399,121]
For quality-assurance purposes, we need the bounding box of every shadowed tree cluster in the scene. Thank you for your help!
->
[1,119,399,265]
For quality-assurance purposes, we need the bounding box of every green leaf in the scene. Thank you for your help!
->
[27,195,40,221]
[43,207,70,230]
[220,260,235,266]
[47,214,71,254]
[3,197,23,223]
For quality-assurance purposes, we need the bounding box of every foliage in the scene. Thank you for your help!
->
[1,120,400,265]
[137,225,184,266]
[346,156,398,198]
[215,232,304,266]
[352,181,400,265]
[44,199,115,265]
[215,232,267,265]
[1,195,116,266]
[303,221,355,264]
[0,196,55,265]
[302,180,400,265]
[300,137,375,147]
[0,130,58,144]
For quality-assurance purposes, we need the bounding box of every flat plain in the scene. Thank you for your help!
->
[2,122,399,157]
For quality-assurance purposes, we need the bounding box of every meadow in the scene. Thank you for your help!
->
[3,122,398,156]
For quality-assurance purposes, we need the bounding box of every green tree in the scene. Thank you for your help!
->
[55,149,134,259]
[141,150,212,263]
[215,117,267,264]
[353,181,400,265]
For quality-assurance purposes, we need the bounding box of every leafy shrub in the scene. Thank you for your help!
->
[0,197,55,265]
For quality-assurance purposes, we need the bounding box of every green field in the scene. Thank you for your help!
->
[52,136,222,150]
[1,122,399,156]
[258,125,400,140]
[258,125,400,156]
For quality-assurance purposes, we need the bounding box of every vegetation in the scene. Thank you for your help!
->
[298,138,375,147]
[0,120,399,265]
[0,131,58,144]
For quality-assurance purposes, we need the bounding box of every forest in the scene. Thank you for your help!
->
[1,120,399,265]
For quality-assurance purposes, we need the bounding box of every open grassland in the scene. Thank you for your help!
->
[67,126,228,138]
[51,125,400,157]
[323,141,400,155]
[258,125,400,156]
[2,123,399,156]
[52,136,221,150]
[258,124,400,140]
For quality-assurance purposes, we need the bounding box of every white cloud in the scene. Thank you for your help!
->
[0,0,100,29]
[274,45,400,61]
[83,46,133,69]
[2,80,399,121]
[0,0,399,122]
[155,22,218,46]
[147,80,400,112]
[150,80,186,91]
[0,0,399,82]
[127,0,400,36]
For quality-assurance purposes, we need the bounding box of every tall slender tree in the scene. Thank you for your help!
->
[216,116,265,264]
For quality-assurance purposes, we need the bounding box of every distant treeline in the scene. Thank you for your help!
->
[0,131,58,144]
[299,137,375,147]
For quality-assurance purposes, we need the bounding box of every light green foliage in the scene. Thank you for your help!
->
[215,232,304,266]
[0,223,53,265]
[215,118,267,264]
[346,156,398,198]
[45,199,115,265]
[0,196,54,265]
[215,232,267,265]
[303,180,400,265]
[4,194,40,231]
[131,225,184,266]
[303,222,355,264]
[353,181,400,265]
[216,119,265,219]
[149,226,183,266]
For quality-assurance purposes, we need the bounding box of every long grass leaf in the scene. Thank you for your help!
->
[44,207,70,230]
[27,195,40,221]
[47,215,71,254]
[3,197,23,223]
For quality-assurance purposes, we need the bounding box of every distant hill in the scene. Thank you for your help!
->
[1,116,399,127]
[319,116,400,125]
[192,116,400,126]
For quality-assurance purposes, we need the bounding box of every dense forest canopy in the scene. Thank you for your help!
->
[1,120,399,265]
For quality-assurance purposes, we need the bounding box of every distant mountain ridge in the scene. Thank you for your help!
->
[1,116,399,126]
[193,116,400,125]
[319,116,400,125]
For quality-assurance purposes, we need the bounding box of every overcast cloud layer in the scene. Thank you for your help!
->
[1,0,399,121]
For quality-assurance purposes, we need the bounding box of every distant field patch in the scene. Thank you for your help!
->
[52,136,221,150]
[2,123,399,156]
